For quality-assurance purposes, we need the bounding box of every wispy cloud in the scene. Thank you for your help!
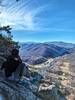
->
[26,27,75,33]
[0,0,47,31]
[0,0,75,33]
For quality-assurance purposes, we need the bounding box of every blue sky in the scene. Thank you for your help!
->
[0,0,75,43]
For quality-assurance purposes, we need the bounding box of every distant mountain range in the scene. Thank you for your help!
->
[19,42,75,64]
[49,41,75,48]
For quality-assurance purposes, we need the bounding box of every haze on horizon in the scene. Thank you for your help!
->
[0,0,75,43]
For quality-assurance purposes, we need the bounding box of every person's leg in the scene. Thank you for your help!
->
[19,63,25,78]
[14,63,30,81]
[19,63,30,78]
[14,63,24,80]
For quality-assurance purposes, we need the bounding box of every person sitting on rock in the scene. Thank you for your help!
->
[1,48,30,80]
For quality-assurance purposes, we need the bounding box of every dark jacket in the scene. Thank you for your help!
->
[1,55,22,77]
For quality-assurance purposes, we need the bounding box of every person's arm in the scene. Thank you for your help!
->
[18,56,22,63]
[14,56,22,63]
[1,55,12,70]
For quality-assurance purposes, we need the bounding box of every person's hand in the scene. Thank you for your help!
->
[14,57,18,61]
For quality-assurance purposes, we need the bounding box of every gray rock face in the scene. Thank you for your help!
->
[38,82,59,100]
[0,69,62,100]
[0,78,39,100]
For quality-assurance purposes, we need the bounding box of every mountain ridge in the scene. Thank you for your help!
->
[20,41,75,65]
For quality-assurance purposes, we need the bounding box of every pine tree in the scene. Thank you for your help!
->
[0,0,21,40]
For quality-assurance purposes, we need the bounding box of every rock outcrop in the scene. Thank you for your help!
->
[0,40,75,100]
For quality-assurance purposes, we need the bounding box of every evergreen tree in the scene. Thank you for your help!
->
[0,0,21,40]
